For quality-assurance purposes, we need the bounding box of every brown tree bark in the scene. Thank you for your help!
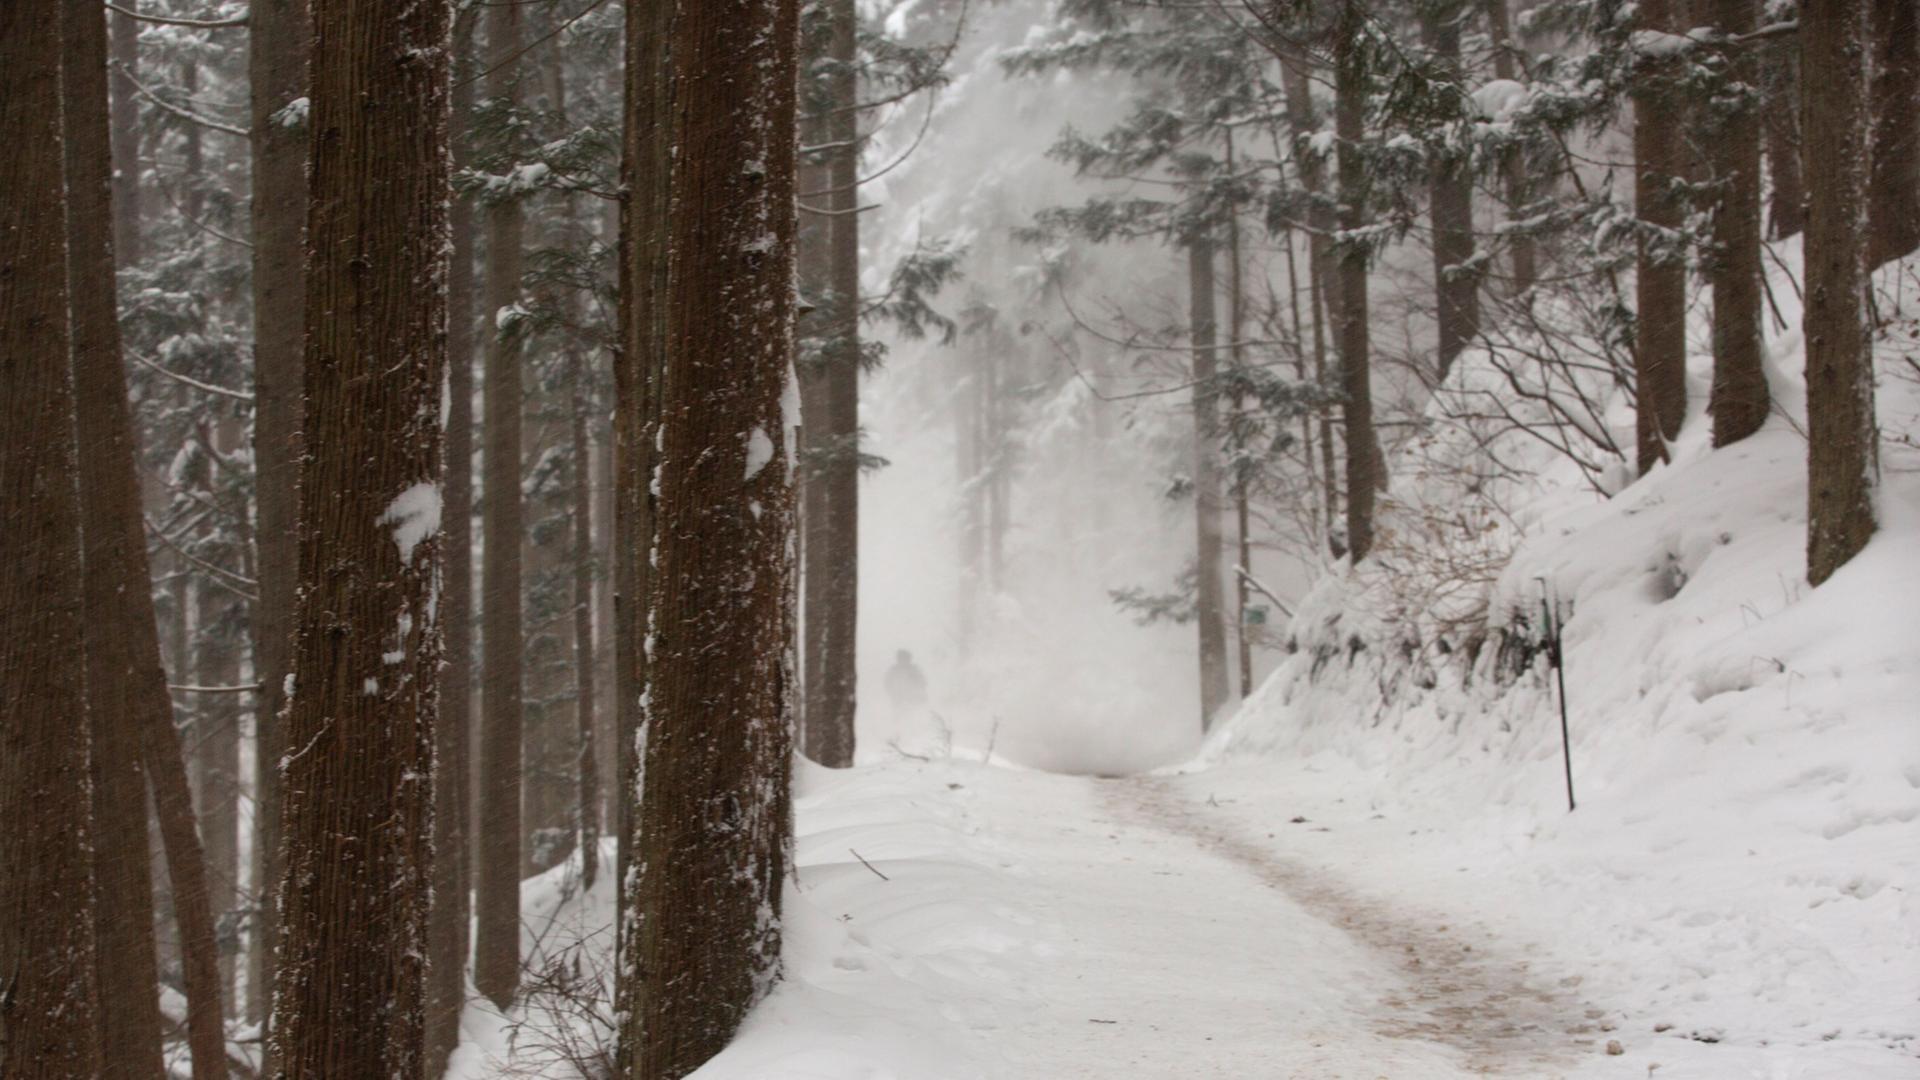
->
[0,0,101,1066]
[144,709,227,1080]
[802,0,862,768]
[426,10,478,1071]
[1335,0,1379,562]
[245,0,309,1030]
[1708,0,1769,447]
[129,500,225,1073]
[1187,239,1232,729]
[620,0,799,1070]
[571,363,602,892]
[1802,0,1879,586]
[192,496,242,1008]
[1223,149,1254,700]
[1867,0,1919,269]
[1426,6,1478,380]
[797,131,832,754]
[269,0,449,1070]
[110,0,142,267]
[475,0,526,1011]
[614,0,673,1034]
[60,0,167,1070]
[1632,0,1689,475]
[1762,40,1807,240]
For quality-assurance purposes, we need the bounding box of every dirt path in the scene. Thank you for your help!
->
[1103,776,1599,1075]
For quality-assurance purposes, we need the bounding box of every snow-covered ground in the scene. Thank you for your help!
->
[452,749,1913,1078]
[449,248,1920,1078]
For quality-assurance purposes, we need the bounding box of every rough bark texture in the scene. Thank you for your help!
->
[1425,4,1478,378]
[1707,0,1769,447]
[476,0,526,1011]
[152,570,225,1056]
[1867,0,1919,269]
[145,705,227,1079]
[246,0,308,1029]
[614,0,673,1038]
[1187,240,1231,730]
[61,0,167,1070]
[1632,0,1689,475]
[1802,0,1879,586]
[621,0,799,1071]
[797,0,861,768]
[1762,40,1806,240]
[1335,2,1378,562]
[0,0,101,1067]
[110,0,143,267]
[268,0,449,1069]
[1224,170,1254,701]
[571,363,602,892]
[426,11,478,1071]
[191,525,241,1008]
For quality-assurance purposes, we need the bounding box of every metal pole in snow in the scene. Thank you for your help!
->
[1538,578,1574,812]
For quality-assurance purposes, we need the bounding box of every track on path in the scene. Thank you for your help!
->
[1098,775,1598,1076]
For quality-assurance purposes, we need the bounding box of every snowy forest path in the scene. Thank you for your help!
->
[1093,774,1597,1076]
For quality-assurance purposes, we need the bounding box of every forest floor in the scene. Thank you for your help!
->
[455,752,1914,1079]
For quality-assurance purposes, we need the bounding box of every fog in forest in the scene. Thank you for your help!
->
[859,1,1243,773]
[5,0,1913,1072]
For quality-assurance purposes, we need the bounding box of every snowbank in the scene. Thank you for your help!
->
[1197,242,1920,1072]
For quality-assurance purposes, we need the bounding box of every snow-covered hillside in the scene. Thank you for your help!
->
[447,248,1917,1078]
[1198,241,1920,1073]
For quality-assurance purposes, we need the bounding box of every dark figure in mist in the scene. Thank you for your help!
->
[885,649,929,720]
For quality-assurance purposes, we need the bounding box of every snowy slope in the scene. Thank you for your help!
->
[449,251,1917,1080]
[1197,242,1920,1074]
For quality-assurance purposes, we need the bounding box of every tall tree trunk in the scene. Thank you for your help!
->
[0,0,101,1065]
[796,0,860,768]
[1632,0,1689,475]
[594,421,618,835]
[1335,0,1379,562]
[1867,0,1919,268]
[1707,0,1769,447]
[62,0,167,1069]
[1224,153,1254,701]
[621,0,799,1070]
[1187,239,1231,730]
[476,0,526,1011]
[1282,223,1330,557]
[571,361,601,892]
[818,0,862,765]
[1762,40,1806,240]
[144,543,227,1073]
[1426,4,1478,380]
[246,0,308,1030]
[1802,0,1879,585]
[426,10,478,1071]
[145,701,227,1079]
[1486,0,1536,295]
[614,0,673,1030]
[614,0,673,1048]
[1276,52,1342,557]
[269,0,449,1067]
[110,0,142,267]
[193,454,243,1007]
[1311,249,1340,558]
